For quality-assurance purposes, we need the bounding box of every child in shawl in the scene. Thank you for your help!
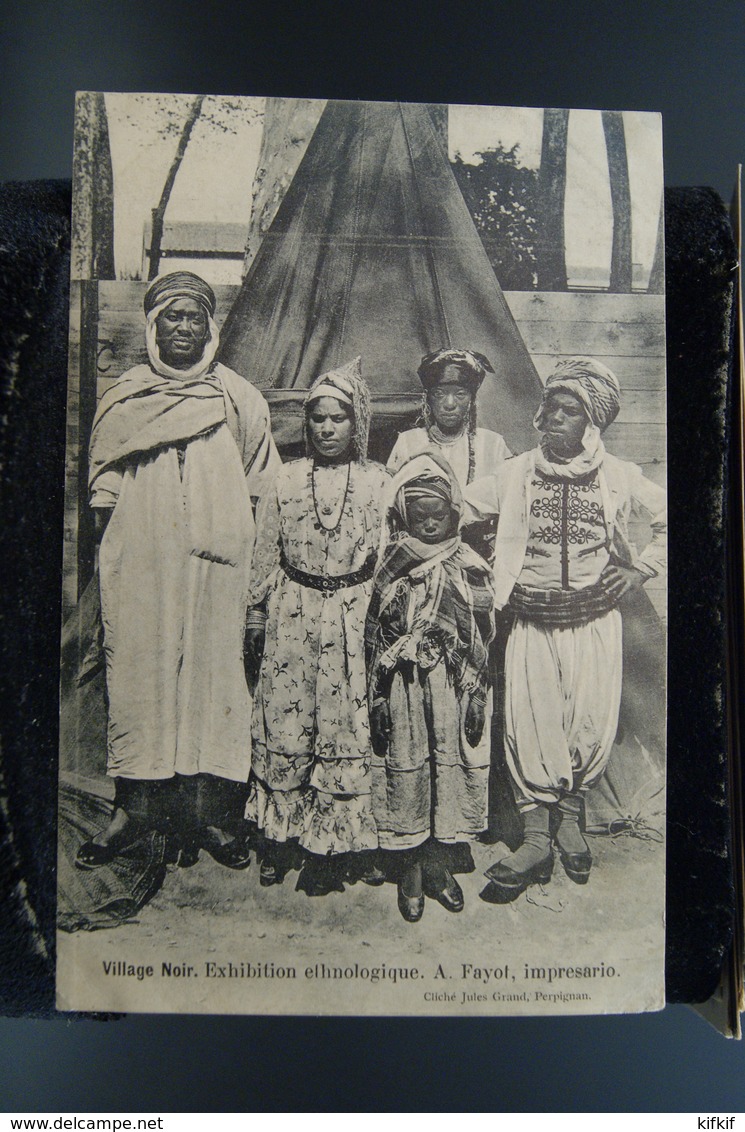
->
[366,452,496,921]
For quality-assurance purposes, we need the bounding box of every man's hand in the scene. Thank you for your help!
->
[370,700,391,756]
[244,625,266,688]
[601,563,647,599]
[464,696,485,748]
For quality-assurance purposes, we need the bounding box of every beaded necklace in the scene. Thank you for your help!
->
[310,459,352,532]
[427,424,477,485]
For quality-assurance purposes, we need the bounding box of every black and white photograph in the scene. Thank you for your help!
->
[56,93,667,1017]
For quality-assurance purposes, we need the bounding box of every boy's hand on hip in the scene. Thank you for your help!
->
[601,563,646,598]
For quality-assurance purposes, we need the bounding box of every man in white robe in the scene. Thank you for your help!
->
[76,271,280,871]
[463,357,666,897]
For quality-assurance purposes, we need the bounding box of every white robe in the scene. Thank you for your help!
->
[92,365,279,783]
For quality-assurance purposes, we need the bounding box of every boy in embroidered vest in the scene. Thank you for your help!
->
[366,452,496,921]
[463,358,666,898]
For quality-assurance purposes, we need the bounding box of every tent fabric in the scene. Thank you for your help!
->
[585,586,666,830]
[219,99,544,460]
[219,97,664,829]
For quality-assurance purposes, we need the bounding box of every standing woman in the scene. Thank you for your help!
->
[245,358,389,895]
[387,348,511,489]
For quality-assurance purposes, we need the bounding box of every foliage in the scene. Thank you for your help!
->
[121,93,261,139]
[451,146,539,291]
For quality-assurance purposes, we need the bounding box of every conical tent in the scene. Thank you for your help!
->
[219,99,543,460]
[220,98,664,829]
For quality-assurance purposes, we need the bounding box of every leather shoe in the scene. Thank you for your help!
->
[484,852,553,899]
[347,856,387,886]
[260,861,283,887]
[299,859,345,896]
[397,881,424,923]
[75,840,118,871]
[428,869,464,913]
[205,838,252,870]
[558,846,592,885]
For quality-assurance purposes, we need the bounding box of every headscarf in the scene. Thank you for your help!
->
[389,450,462,539]
[417,348,494,392]
[367,450,495,705]
[143,271,220,381]
[304,356,372,461]
[533,356,622,478]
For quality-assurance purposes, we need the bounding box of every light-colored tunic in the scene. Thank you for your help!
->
[246,457,390,854]
[387,427,511,487]
[464,449,666,808]
[91,364,279,784]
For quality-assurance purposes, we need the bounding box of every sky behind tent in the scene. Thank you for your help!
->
[105,94,662,289]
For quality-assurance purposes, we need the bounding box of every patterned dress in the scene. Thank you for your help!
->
[246,457,390,855]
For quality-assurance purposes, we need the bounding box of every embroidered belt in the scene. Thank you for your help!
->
[508,579,620,627]
[280,549,377,592]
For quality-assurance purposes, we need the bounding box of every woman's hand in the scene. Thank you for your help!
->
[243,625,266,688]
[370,700,392,756]
[464,696,485,748]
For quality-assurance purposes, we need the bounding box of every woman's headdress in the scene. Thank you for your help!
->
[304,356,372,461]
[417,348,494,392]
[388,450,462,535]
[143,271,217,318]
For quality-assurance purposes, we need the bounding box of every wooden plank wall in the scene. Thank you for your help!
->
[63,283,666,619]
[504,291,667,621]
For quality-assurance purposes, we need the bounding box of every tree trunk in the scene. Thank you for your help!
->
[243,98,326,275]
[537,108,569,290]
[71,92,115,280]
[603,110,633,293]
[148,94,205,279]
[648,191,665,294]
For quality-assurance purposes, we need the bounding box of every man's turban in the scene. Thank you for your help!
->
[417,348,495,392]
[537,357,621,432]
[143,271,217,318]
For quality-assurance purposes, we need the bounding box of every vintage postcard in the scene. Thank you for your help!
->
[56,94,667,1016]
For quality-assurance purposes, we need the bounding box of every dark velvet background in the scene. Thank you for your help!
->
[1,0,745,1113]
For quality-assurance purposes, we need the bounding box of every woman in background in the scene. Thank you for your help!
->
[387,348,511,488]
